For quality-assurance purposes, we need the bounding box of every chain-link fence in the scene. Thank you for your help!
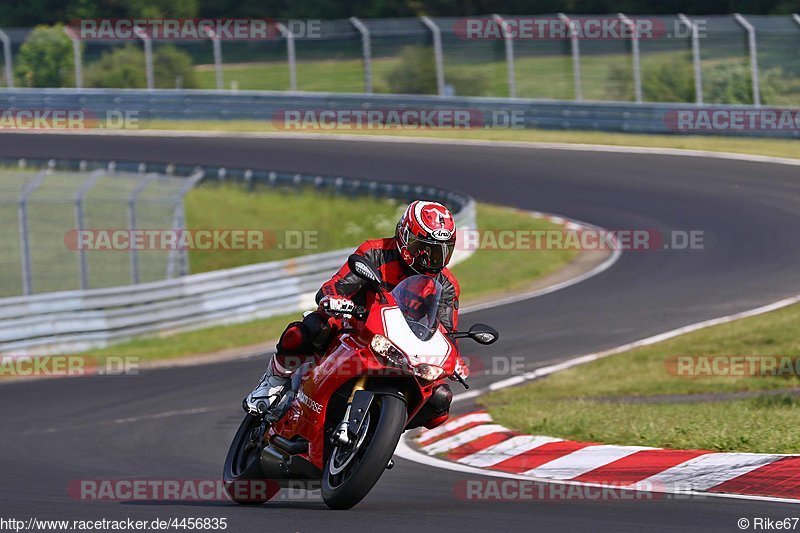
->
[0,14,799,105]
[0,163,202,298]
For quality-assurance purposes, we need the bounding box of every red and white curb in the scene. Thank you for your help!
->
[411,411,800,503]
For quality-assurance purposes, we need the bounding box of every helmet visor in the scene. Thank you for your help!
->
[406,235,455,273]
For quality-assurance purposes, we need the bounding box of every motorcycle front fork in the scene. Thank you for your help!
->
[332,376,367,446]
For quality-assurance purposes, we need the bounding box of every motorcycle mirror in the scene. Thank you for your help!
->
[348,254,383,287]
[467,323,499,345]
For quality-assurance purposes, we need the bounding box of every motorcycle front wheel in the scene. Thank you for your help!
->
[321,394,406,510]
[222,414,280,505]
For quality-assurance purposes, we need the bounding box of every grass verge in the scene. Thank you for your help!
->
[77,201,576,362]
[144,120,800,161]
[185,182,402,272]
[482,301,800,453]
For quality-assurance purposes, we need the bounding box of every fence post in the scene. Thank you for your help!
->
[74,169,105,291]
[134,27,154,90]
[420,16,445,96]
[169,170,205,278]
[794,14,800,26]
[0,29,13,88]
[678,14,703,105]
[618,13,642,103]
[128,173,159,284]
[734,14,760,107]
[559,13,582,101]
[350,17,373,94]
[17,171,47,296]
[493,14,516,98]
[277,23,297,91]
[204,28,224,90]
[63,26,83,88]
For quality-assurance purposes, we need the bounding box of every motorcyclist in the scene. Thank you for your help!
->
[244,200,464,416]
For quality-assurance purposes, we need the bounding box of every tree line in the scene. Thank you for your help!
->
[1,0,796,27]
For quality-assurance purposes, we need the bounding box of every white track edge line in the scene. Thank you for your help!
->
[9,129,800,168]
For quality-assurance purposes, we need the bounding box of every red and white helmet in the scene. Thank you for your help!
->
[396,200,457,274]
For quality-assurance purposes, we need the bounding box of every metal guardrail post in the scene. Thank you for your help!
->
[493,14,516,98]
[559,13,582,101]
[204,28,224,90]
[678,14,703,105]
[734,14,760,107]
[277,23,297,91]
[17,171,48,296]
[420,16,445,96]
[133,27,154,90]
[0,29,13,88]
[63,26,83,88]
[75,169,105,291]
[618,13,642,103]
[350,17,373,94]
[794,14,800,26]
[128,173,159,284]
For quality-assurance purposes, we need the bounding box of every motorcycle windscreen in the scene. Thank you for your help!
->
[390,275,443,341]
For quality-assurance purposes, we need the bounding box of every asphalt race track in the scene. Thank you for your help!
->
[1,132,799,532]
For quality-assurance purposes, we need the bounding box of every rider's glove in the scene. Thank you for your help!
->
[320,296,356,315]
[454,356,470,379]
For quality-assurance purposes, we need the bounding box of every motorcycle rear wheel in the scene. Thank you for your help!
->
[322,394,406,510]
[222,414,280,505]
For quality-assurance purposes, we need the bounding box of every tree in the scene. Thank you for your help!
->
[14,24,75,87]
[84,44,198,89]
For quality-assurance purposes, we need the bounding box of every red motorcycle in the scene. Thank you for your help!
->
[223,254,498,509]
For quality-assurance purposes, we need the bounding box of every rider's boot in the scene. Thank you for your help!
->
[243,355,291,416]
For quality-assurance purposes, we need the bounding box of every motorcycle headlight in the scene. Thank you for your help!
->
[370,334,406,367]
[412,363,445,382]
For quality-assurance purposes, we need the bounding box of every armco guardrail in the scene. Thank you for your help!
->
[1,88,796,138]
[0,159,476,355]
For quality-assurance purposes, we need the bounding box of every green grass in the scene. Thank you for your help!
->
[185,183,403,272]
[193,49,800,104]
[0,170,165,297]
[76,201,575,362]
[485,395,800,454]
[450,204,576,300]
[483,301,800,453]
[79,312,295,363]
[194,52,633,99]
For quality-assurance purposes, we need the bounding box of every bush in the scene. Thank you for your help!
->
[85,44,198,89]
[606,56,694,103]
[152,45,199,89]
[642,59,695,103]
[14,24,74,87]
[703,62,758,105]
[384,46,488,96]
[606,55,790,105]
